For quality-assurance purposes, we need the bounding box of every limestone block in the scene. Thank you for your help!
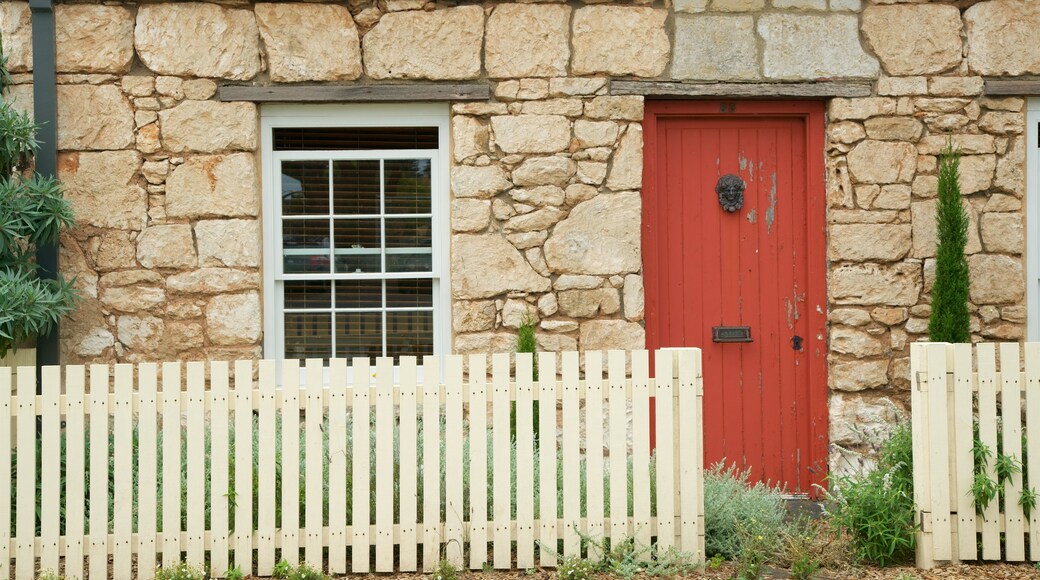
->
[995,137,1025,194]
[451,165,512,198]
[979,111,1025,134]
[574,120,619,149]
[137,225,198,269]
[828,122,865,144]
[873,185,911,210]
[571,6,669,77]
[673,15,758,81]
[758,14,879,80]
[980,213,1024,254]
[829,224,911,262]
[135,3,262,80]
[451,234,551,299]
[206,293,262,346]
[910,199,982,258]
[88,231,137,272]
[877,77,927,96]
[55,5,134,74]
[585,96,644,121]
[166,154,259,219]
[623,274,644,322]
[712,0,765,10]
[674,0,710,12]
[159,101,258,153]
[863,117,923,142]
[255,3,362,82]
[491,115,571,154]
[512,157,576,188]
[0,3,31,72]
[969,254,1024,304]
[167,269,259,294]
[958,155,996,194]
[363,6,483,80]
[928,77,985,97]
[452,116,487,162]
[450,199,491,233]
[917,134,996,155]
[58,151,146,230]
[2,84,32,118]
[195,219,261,267]
[579,320,645,352]
[846,140,916,184]
[606,126,643,191]
[830,327,885,358]
[829,394,898,444]
[509,186,566,207]
[56,85,134,150]
[523,99,584,117]
[830,309,871,326]
[558,288,620,318]
[453,300,496,333]
[565,184,598,206]
[454,332,521,357]
[544,192,641,276]
[549,78,607,97]
[486,4,570,78]
[577,161,607,185]
[830,262,921,306]
[504,207,565,233]
[829,98,896,121]
[506,231,548,250]
[117,314,164,351]
[862,5,962,76]
[966,0,1040,76]
[100,285,166,313]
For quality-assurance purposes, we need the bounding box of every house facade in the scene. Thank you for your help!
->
[1,0,1034,491]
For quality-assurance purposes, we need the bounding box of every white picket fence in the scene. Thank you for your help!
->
[0,349,704,579]
[911,342,1040,568]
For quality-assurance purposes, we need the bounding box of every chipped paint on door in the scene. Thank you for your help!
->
[642,101,829,497]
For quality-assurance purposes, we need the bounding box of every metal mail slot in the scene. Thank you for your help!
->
[712,326,752,343]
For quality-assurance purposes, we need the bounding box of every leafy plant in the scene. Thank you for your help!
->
[513,311,540,440]
[1019,487,1037,517]
[573,531,699,580]
[556,556,596,580]
[928,143,970,343]
[703,462,786,560]
[225,566,244,580]
[273,559,293,578]
[432,559,459,580]
[733,524,769,580]
[154,562,206,580]
[782,523,822,580]
[0,47,77,358]
[827,424,916,566]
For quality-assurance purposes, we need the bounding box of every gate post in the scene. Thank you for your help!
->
[910,342,935,569]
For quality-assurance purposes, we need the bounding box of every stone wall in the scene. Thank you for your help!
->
[1,0,1038,473]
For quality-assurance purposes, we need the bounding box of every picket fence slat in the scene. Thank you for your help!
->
[999,344,1026,561]
[0,350,706,578]
[925,344,952,561]
[976,344,1001,559]
[1027,344,1040,560]
[0,369,9,580]
[951,343,976,561]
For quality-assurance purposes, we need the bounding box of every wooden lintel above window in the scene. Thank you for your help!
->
[218,83,490,103]
[610,80,873,99]
[983,80,1040,96]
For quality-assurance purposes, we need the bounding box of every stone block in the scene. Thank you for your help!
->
[830,262,921,306]
[846,140,916,184]
[137,225,198,269]
[491,115,571,154]
[579,320,645,352]
[758,14,879,79]
[572,6,669,77]
[969,254,1024,304]
[606,125,642,191]
[136,3,262,80]
[166,154,259,219]
[966,0,1040,76]
[486,4,570,78]
[206,293,262,346]
[159,101,257,153]
[363,6,483,80]
[829,224,911,261]
[255,3,362,82]
[451,234,551,299]
[195,219,261,267]
[451,199,491,233]
[58,151,146,230]
[673,15,758,81]
[544,192,641,276]
[451,165,512,198]
[911,199,982,258]
[862,5,962,75]
[512,157,576,188]
[0,3,31,72]
[980,213,1024,254]
[55,5,134,74]
[56,85,134,150]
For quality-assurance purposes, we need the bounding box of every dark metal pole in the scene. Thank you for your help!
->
[28,0,59,381]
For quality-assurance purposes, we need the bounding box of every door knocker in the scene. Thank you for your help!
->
[716,174,745,212]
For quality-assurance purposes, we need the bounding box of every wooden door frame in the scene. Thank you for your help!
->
[641,100,830,492]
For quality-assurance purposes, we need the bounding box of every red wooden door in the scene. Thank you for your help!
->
[643,101,828,496]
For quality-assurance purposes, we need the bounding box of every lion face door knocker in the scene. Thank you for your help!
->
[716,173,745,213]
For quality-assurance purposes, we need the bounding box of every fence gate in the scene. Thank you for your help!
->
[0,348,704,580]
[911,342,1040,569]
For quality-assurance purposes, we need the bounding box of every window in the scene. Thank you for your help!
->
[261,105,450,363]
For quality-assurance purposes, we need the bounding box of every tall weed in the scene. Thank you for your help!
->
[703,463,786,560]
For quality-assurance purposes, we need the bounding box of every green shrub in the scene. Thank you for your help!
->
[703,462,786,560]
[224,566,244,580]
[783,526,822,580]
[154,562,206,580]
[556,556,596,580]
[828,424,916,566]
[928,144,970,343]
[432,559,459,580]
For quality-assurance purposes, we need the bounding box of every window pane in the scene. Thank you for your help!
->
[281,161,329,216]
[332,160,380,215]
[385,159,432,214]
[283,219,331,274]
[385,217,432,273]
[335,280,382,309]
[333,218,381,273]
[284,280,332,309]
[386,279,432,308]
[274,127,439,151]
[284,312,332,360]
[336,312,382,359]
[387,311,433,361]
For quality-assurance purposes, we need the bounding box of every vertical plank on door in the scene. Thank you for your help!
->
[491,353,511,569]
[444,355,465,567]
[328,358,349,574]
[976,344,1000,559]
[951,344,976,561]
[468,354,489,570]
[631,351,652,552]
[1026,343,1040,560]
[398,357,419,572]
[233,360,254,575]
[538,352,558,567]
[282,359,301,565]
[924,344,952,561]
[585,351,605,545]
[65,366,88,580]
[40,366,61,574]
[352,357,372,573]
[561,351,581,557]
[304,359,325,568]
[515,353,535,569]
[422,356,441,572]
[257,361,278,576]
[375,357,396,571]
[112,364,134,576]
[608,351,629,541]
[15,366,35,580]
[90,365,111,580]
[999,343,1025,560]
[185,362,206,567]
[653,350,676,550]
[211,362,231,577]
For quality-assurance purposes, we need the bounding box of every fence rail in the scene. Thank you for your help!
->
[0,349,704,579]
[911,342,1040,569]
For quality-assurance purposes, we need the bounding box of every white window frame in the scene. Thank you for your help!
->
[1028,99,1040,340]
[260,104,451,364]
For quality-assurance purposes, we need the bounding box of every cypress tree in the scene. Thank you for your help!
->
[928,144,971,343]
